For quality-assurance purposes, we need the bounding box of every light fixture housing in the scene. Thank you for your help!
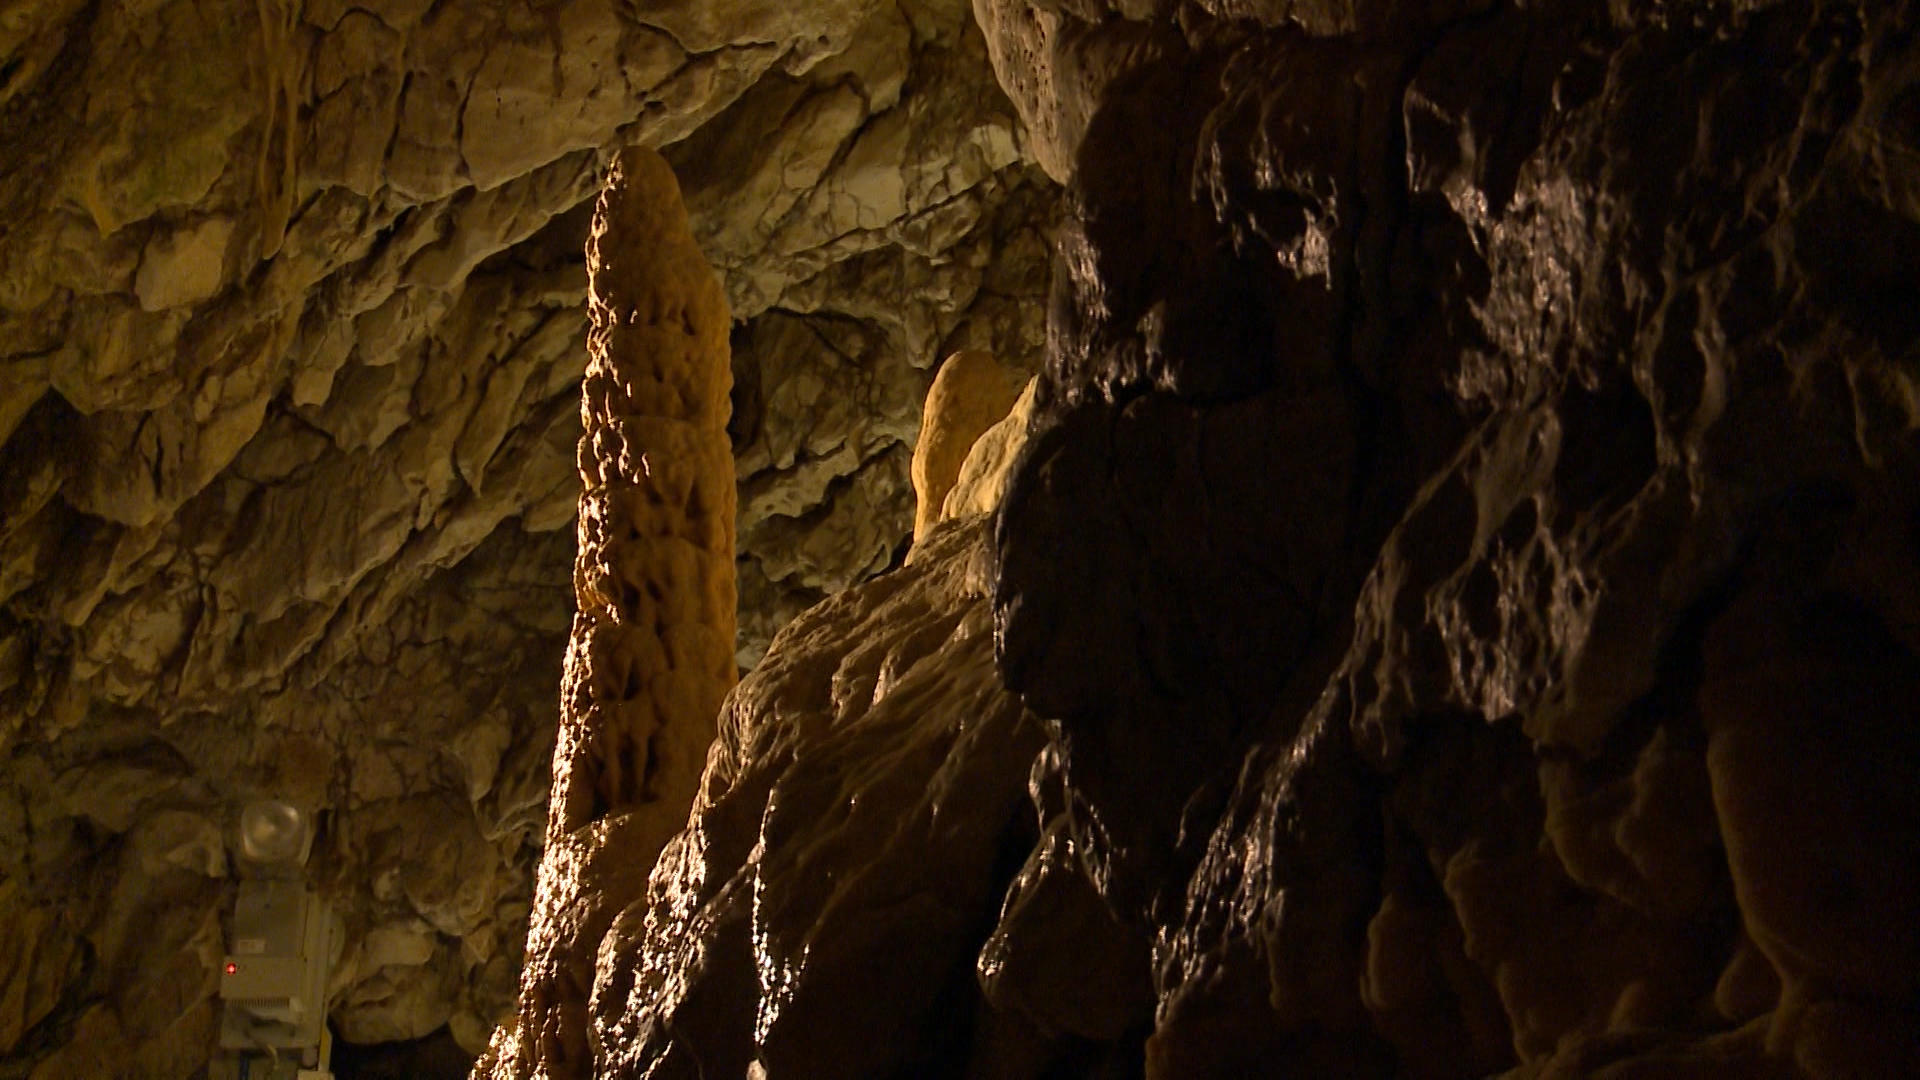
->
[237,799,313,869]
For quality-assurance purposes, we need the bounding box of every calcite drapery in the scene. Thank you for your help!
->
[478,147,735,1079]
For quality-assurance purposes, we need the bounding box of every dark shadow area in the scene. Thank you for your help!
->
[330,1026,474,1080]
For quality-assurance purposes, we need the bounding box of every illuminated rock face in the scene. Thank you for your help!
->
[910,349,1029,543]
[0,0,1044,1070]
[592,517,1049,1079]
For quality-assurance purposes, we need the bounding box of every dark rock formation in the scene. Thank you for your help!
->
[993,0,1920,1076]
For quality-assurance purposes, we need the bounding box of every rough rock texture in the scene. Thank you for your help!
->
[944,375,1040,526]
[551,0,1920,1077]
[672,12,1057,666]
[477,359,1110,1080]
[0,0,1049,1072]
[479,146,737,1079]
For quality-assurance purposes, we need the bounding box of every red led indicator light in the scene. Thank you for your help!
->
[224,962,238,975]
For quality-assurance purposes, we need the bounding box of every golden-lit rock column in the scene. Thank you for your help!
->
[909,349,1027,543]
[478,147,736,1079]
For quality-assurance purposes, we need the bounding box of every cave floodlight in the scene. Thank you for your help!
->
[238,799,313,869]
[215,799,338,1079]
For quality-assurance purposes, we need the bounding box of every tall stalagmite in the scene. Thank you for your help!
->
[478,147,736,1079]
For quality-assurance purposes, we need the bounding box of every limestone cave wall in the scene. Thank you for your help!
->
[0,0,1049,1072]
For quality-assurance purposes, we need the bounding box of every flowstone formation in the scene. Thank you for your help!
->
[0,0,1047,1071]
[539,0,1919,1077]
